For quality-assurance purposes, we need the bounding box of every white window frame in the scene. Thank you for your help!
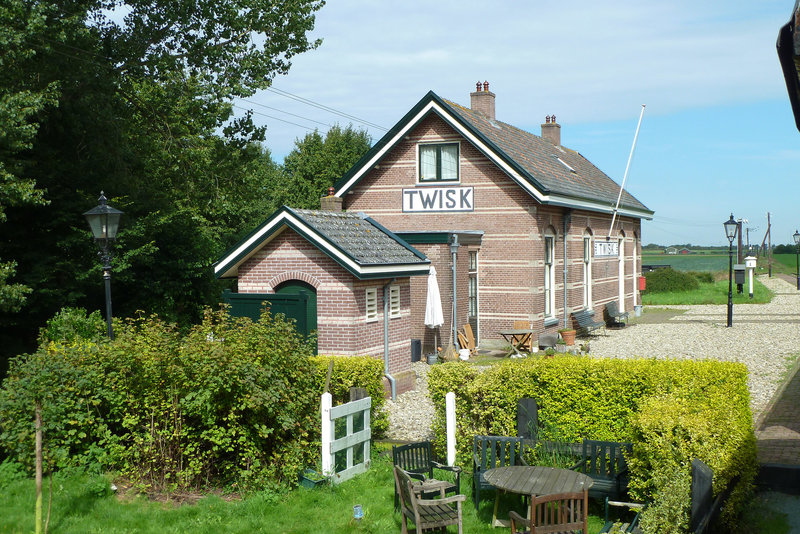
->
[468,251,478,318]
[417,142,460,183]
[365,288,378,322]
[389,285,401,319]
[583,236,592,308]
[544,235,555,318]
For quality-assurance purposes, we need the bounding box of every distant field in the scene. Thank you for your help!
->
[773,253,797,270]
[641,254,729,272]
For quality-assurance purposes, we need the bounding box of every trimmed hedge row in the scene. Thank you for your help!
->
[0,307,388,492]
[427,357,756,532]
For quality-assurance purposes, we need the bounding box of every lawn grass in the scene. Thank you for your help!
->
[641,277,773,306]
[0,451,610,534]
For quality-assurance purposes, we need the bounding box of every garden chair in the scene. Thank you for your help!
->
[392,441,461,511]
[394,466,465,534]
[571,439,633,501]
[605,300,629,326]
[509,490,589,534]
[472,435,528,510]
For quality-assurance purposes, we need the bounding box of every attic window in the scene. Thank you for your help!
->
[419,143,459,182]
[555,156,576,173]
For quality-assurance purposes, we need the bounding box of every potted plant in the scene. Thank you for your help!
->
[558,328,577,346]
[298,468,328,488]
[555,337,567,353]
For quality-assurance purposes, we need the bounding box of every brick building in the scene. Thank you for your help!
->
[215,83,653,396]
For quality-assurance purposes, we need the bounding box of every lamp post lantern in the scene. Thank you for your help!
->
[723,214,738,327]
[794,230,800,290]
[83,192,123,339]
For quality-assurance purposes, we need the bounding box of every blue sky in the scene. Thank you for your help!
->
[237,0,800,247]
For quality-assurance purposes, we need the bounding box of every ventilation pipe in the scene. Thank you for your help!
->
[563,210,572,328]
[450,235,460,348]
[383,279,397,400]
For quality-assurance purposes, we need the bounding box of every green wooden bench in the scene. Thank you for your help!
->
[572,310,606,336]
[571,439,633,501]
[472,435,528,510]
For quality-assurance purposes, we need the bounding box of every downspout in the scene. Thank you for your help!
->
[450,235,460,348]
[383,278,397,400]
[563,210,572,328]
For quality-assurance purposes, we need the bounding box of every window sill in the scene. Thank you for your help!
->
[544,317,559,327]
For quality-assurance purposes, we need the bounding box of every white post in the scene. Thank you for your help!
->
[745,256,757,299]
[321,392,333,476]
[446,392,456,466]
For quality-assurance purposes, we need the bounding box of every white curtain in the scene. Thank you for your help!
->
[420,145,437,181]
[440,145,458,180]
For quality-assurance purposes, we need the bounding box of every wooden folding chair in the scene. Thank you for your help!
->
[513,320,533,351]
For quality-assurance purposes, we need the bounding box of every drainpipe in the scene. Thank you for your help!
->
[563,210,572,328]
[450,235,460,348]
[383,278,397,400]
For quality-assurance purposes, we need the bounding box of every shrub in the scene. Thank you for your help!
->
[644,268,699,293]
[0,307,321,492]
[37,307,106,345]
[689,271,714,284]
[310,355,389,437]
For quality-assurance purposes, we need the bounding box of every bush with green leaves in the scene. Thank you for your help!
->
[427,357,756,533]
[644,268,700,293]
[1,307,390,492]
[310,355,389,437]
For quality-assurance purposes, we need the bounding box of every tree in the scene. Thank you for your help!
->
[0,0,324,363]
[282,124,372,209]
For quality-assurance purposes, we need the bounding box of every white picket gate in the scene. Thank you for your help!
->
[320,392,371,484]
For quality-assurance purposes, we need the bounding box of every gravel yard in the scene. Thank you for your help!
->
[384,275,800,441]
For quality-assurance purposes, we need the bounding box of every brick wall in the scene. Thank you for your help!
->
[237,229,414,393]
[343,114,643,343]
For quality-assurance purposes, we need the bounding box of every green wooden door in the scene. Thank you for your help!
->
[275,281,317,351]
[222,288,313,341]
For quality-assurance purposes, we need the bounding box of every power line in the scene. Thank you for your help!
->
[265,86,388,131]
[232,104,319,132]
[238,98,333,129]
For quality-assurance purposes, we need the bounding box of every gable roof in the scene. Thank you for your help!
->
[334,91,653,219]
[214,206,430,280]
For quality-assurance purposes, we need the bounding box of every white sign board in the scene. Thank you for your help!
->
[594,240,619,257]
[402,187,474,212]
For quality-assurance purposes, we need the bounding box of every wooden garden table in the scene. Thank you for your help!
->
[483,465,593,528]
[498,329,535,355]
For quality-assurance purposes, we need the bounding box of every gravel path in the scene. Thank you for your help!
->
[384,275,800,441]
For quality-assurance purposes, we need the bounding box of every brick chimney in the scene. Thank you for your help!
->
[541,115,561,146]
[470,80,495,120]
[320,186,343,211]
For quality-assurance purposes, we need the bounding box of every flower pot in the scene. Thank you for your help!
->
[559,329,577,346]
[298,468,328,489]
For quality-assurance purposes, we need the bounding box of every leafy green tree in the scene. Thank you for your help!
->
[282,124,371,209]
[0,0,323,363]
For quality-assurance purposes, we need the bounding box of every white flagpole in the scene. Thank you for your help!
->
[608,104,646,240]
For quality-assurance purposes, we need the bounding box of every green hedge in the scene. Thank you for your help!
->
[0,308,388,492]
[644,268,700,293]
[427,357,756,533]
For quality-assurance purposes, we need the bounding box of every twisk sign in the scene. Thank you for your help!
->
[402,186,474,212]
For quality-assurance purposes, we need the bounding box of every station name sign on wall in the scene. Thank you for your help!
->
[402,186,474,212]
[594,240,619,257]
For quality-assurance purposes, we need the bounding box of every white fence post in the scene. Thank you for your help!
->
[446,391,456,466]
[321,392,333,476]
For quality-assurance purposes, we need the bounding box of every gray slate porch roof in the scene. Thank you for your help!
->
[214,206,429,280]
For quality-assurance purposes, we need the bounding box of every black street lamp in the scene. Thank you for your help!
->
[794,230,800,290]
[724,214,738,327]
[83,192,123,339]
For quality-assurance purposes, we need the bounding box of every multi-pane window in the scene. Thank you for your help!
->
[419,143,459,182]
[365,288,377,322]
[389,285,401,318]
[583,236,592,308]
[468,251,478,318]
[544,235,555,317]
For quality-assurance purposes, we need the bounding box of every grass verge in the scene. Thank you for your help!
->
[642,277,772,306]
[0,451,609,534]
